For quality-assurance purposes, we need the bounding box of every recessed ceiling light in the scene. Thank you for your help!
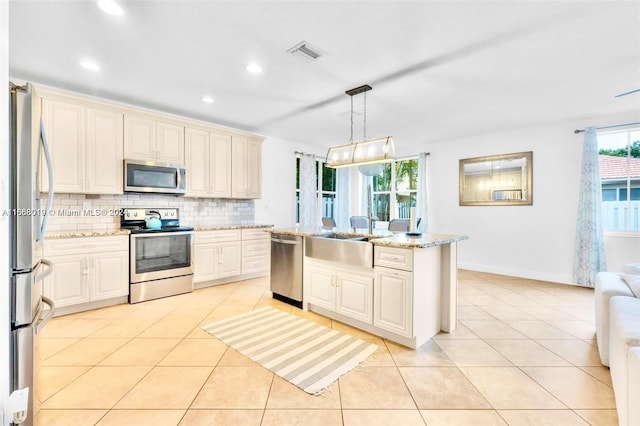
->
[80,61,100,71]
[98,0,124,16]
[201,96,215,104]
[246,63,263,74]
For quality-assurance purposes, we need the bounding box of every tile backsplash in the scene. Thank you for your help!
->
[43,193,255,233]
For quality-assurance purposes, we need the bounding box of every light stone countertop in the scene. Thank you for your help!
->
[46,229,131,239]
[193,224,273,231]
[268,227,468,248]
[47,224,273,239]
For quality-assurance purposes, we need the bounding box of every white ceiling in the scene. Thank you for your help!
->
[9,1,640,155]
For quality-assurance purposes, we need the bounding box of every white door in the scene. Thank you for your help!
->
[42,99,85,192]
[86,108,123,194]
[193,244,218,283]
[336,271,373,324]
[374,267,413,337]
[44,255,90,307]
[92,251,129,300]
[210,132,232,198]
[218,241,241,278]
[124,115,156,160]
[231,136,248,198]
[245,139,262,198]
[306,264,336,311]
[156,122,184,164]
[185,127,211,197]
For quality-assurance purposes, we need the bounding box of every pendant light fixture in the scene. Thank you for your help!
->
[325,84,395,169]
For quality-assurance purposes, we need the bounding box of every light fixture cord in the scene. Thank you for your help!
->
[363,91,367,140]
[350,95,354,143]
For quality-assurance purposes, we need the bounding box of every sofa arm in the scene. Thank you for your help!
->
[629,347,640,426]
[595,272,634,366]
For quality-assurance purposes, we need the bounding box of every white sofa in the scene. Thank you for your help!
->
[595,272,635,366]
[609,296,640,426]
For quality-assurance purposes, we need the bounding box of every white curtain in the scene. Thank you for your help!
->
[360,174,371,216]
[573,127,606,287]
[415,152,429,232]
[334,168,350,229]
[299,153,318,228]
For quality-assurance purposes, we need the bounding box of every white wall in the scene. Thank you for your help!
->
[1,0,11,419]
[412,111,640,284]
[254,136,322,228]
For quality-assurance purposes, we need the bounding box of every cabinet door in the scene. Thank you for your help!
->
[124,115,156,161]
[245,139,262,198]
[374,267,413,337]
[210,132,232,198]
[231,136,248,198]
[92,251,129,300]
[42,99,85,192]
[218,241,241,278]
[193,243,218,283]
[86,108,123,194]
[306,264,336,311]
[43,255,90,307]
[156,122,184,164]
[336,271,373,324]
[185,127,211,197]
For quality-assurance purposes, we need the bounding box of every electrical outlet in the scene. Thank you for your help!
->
[82,201,91,211]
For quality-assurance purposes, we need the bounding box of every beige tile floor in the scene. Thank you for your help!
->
[35,270,618,426]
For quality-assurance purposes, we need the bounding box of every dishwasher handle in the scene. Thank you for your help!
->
[271,237,301,245]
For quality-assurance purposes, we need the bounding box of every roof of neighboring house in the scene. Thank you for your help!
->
[599,155,640,180]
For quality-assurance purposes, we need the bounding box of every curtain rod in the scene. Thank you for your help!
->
[574,121,640,134]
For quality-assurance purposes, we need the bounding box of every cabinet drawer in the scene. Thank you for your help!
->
[241,255,269,275]
[242,228,270,240]
[374,246,413,271]
[195,229,241,244]
[242,239,270,257]
[45,235,128,255]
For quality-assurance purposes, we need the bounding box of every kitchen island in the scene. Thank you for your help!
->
[268,228,468,349]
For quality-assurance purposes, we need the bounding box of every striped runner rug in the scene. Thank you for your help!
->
[201,306,378,395]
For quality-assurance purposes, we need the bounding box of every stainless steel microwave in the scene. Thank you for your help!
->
[124,159,186,194]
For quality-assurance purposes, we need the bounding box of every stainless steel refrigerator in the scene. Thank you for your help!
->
[9,82,55,426]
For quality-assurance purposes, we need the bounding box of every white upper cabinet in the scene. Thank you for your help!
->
[185,127,231,198]
[41,98,123,194]
[124,114,184,164]
[231,136,262,199]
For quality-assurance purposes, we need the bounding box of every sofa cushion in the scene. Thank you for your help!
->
[595,272,635,366]
[622,274,640,298]
[609,296,640,426]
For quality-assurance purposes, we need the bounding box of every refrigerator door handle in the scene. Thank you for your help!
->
[36,296,55,334]
[37,117,55,241]
[34,258,53,282]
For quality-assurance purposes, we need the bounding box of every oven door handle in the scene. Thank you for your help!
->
[130,231,194,239]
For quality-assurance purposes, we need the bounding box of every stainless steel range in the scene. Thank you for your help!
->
[120,208,194,303]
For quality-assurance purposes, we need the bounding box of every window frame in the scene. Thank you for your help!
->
[370,157,419,223]
[598,127,640,234]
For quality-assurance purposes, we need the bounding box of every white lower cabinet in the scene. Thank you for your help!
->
[193,230,241,283]
[241,228,270,275]
[44,236,129,308]
[305,260,373,324]
[374,266,413,337]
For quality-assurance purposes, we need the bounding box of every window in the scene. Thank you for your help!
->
[295,157,336,224]
[371,158,418,222]
[598,128,640,232]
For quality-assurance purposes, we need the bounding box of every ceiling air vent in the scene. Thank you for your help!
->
[287,41,325,61]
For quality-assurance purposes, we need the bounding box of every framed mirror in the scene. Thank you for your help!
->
[459,151,533,206]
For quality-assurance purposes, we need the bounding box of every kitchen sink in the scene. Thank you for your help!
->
[306,233,373,267]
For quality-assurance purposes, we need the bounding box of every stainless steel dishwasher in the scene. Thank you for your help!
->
[270,233,303,308]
